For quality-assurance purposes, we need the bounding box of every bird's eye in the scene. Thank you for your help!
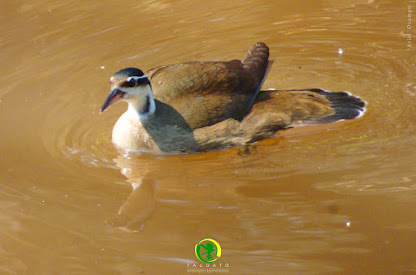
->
[127,77,137,87]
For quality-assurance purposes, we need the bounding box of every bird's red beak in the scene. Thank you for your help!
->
[100,88,126,113]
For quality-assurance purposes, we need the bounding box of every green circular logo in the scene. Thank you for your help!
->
[194,238,222,263]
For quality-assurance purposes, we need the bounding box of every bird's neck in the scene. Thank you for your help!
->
[126,85,156,119]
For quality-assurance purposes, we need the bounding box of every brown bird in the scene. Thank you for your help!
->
[101,42,365,153]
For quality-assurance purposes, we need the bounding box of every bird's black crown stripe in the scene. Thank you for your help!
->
[114,67,145,78]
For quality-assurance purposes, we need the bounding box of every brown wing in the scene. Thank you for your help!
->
[146,60,258,129]
[145,42,270,130]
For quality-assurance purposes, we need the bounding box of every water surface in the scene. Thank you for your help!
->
[0,0,415,273]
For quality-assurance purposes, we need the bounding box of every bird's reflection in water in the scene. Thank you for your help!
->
[104,141,265,232]
[106,153,159,232]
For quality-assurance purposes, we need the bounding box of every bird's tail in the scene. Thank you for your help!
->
[292,89,366,124]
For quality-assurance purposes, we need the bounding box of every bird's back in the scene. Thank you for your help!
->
[146,43,270,129]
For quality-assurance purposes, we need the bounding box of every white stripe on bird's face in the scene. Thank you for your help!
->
[125,75,150,88]
[126,75,148,81]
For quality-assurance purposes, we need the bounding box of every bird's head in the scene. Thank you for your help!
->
[101,67,152,113]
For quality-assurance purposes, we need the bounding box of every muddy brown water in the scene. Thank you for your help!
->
[0,0,415,273]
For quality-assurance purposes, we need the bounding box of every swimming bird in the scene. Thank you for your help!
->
[101,42,365,153]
